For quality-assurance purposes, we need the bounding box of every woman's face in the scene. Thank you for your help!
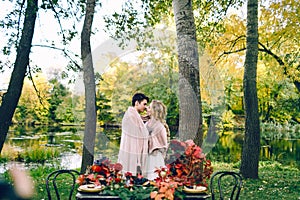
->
[147,103,152,115]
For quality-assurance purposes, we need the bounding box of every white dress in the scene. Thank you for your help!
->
[145,119,168,180]
[146,149,166,180]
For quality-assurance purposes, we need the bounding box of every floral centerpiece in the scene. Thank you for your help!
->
[76,157,151,199]
[165,139,213,187]
[150,139,213,200]
[76,157,123,187]
[150,167,180,200]
[77,139,213,200]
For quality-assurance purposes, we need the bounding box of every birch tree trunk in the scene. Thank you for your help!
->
[173,0,203,146]
[80,0,97,173]
[240,0,260,179]
[0,0,38,153]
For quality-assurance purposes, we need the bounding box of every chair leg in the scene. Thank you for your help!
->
[210,171,243,200]
[46,169,79,200]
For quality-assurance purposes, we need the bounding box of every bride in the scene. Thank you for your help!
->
[145,100,170,180]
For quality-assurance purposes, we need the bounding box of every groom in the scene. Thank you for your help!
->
[117,93,149,175]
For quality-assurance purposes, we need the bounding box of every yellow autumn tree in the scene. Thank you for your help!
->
[14,73,50,125]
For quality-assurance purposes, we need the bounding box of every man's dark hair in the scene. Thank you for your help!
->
[131,93,149,106]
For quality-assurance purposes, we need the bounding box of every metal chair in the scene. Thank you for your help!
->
[46,169,80,200]
[210,171,242,200]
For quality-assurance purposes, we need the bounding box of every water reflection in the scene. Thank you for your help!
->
[261,139,300,166]
[206,130,300,168]
[3,126,300,169]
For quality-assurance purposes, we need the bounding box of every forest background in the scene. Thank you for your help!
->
[0,0,299,130]
[0,0,299,199]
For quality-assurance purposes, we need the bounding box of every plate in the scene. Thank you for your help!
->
[183,186,207,194]
[78,184,104,193]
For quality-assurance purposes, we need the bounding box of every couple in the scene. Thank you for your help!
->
[117,93,169,180]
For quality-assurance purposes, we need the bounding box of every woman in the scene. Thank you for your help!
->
[145,100,170,180]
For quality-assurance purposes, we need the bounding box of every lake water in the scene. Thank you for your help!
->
[2,125,300,170]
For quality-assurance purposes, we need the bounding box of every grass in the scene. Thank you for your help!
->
[0,144,61,164]
[213,161,300,200]
[1,161,299,200]
[2,165,80,200]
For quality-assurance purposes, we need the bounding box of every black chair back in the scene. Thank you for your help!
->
[46,169,80,200]
[210,171,242,200]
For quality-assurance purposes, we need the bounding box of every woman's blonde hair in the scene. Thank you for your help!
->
[150,100,170,136]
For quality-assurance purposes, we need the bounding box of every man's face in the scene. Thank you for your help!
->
[136,99,148,113]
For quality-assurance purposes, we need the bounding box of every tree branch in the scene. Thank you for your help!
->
[48,0,66,44]
[31,44,82,71]
[214,37,300,93]
[230,35,246,49]
[16,0,26,45]
[27,64,48,110]
[269,33,285,49]
[258,41,286,73]
[215,47,246,64]
[214,38,285,68]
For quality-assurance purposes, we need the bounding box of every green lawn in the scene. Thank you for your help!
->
[2,161,299,199]
[213,162,300,200]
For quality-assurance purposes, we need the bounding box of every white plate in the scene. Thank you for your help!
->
[183,186,207,194]
[78,184,104,193]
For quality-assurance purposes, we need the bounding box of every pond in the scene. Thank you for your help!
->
[1,125,300,170]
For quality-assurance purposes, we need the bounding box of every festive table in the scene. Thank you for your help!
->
[76,191,211,200]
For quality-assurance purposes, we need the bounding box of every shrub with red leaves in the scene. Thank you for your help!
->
[165,139,213,187]
[76,157,123,186]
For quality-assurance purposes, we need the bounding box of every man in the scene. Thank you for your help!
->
[117,93,149,175]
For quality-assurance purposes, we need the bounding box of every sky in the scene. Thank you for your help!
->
[0,0,126,91]
[0,1,246,92]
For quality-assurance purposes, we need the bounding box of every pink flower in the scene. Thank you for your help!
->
[185,146,193,156]
[200,153,205,159]
[87,173,96,181]
[193,146,202,159]
[114,163,123,171]
[102,158,111,166]
[125,172,132,177]
[185,139,195,147]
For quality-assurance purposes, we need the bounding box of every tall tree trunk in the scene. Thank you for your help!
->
[80,0,96,173]
[173,0,203,146]
[0,0,38,153]
[240,0,260,179]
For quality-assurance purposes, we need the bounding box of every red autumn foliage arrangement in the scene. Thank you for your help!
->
[76,157,123,187]
[76,157,148,189]
[150,167,179,200]
[150,139,213,200]
[165,139,213,187]
[76,139,213,200]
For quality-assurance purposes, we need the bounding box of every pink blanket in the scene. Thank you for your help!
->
[147,119,168,156]
[117,107,149,175]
